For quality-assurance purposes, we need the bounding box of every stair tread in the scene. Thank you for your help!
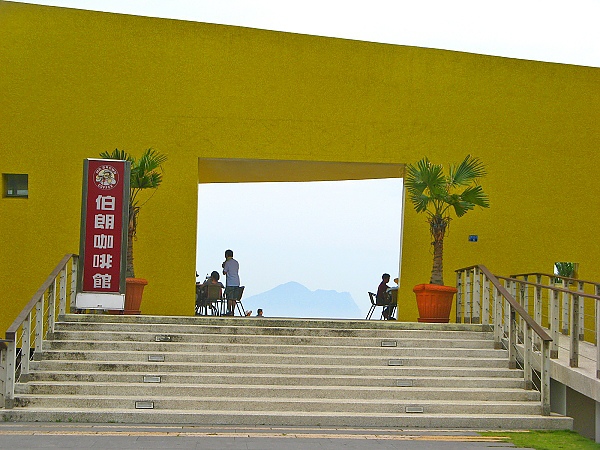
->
[9,406,568,418]
[19,380,532,391]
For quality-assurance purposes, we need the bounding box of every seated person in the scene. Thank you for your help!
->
[376,273,396,320]
[201,271,224,287]
[196,271,224,314]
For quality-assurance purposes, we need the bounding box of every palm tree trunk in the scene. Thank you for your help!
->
[126,222,135,278]
[429,216,448,285]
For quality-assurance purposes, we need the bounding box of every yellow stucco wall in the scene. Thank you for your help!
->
[1,2,599,333]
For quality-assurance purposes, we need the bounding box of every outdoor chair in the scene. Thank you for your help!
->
[365,291,393,320]
[195,283,222,316]
[223,286,246,316]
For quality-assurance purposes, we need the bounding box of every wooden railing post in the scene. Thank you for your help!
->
[524,324,533,390]
[534,276,542,350]
[550,288,559,358]
[0,340,7,408]
[541,340,551,416]
[570,294,580,368]
[465,269,472,324]
[48,280,56,334]
[509,305,517,369]
[59,267,67,316]
[503,280,511,337]
[34,296,44,358]
[4,339,16,409]
[20,312,31,380]
[456,270,463,323]
[70,255,79,313]
[578,281,585,341]
[473,267,481,324]
[493,286,502,349]
[561,286,569,335]
[521,279,528,341]
[483,275,490,326]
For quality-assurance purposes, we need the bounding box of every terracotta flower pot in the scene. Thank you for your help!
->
[124,277,148,315]
[413,283,458,323]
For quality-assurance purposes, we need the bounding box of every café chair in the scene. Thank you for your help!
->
[196,283,222,316]
[365,291,392,320]
[224,286,246,316]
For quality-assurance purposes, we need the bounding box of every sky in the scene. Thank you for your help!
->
[12,0,600,317]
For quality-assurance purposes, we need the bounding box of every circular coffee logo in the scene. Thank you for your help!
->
[94,165,119,190]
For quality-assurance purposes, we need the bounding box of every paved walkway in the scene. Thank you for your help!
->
[0,423,528,449]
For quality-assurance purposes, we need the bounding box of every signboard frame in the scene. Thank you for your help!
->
[76,158,130,309]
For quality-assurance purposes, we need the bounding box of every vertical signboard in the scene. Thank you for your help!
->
[76,159,130,309]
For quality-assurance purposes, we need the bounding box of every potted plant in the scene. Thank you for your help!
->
[405,155,490,322]
[554,262,575,286]
[100,148,168,314]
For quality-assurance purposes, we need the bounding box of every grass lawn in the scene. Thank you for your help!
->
[481,430,600,449]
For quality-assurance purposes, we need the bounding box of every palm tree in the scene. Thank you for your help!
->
[405,155,490,286]
[554,262,575,285]
[99,148,168,278]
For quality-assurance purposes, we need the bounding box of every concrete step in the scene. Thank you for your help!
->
[27,371,527,388]
[44,340,506,358]
[13,394,545,415]
[16,381,541,402]
[30,360,524,378]
[50,330,497,348]
[0,408,574,430]
[39,350,511,368]
[53,322,495,340]
[58,314,490,333]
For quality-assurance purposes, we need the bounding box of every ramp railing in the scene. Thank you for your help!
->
[455,265,553,415]
[1,254,78,408]
[508,272,600,377]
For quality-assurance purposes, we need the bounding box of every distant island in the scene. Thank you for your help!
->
[242,281,363,319]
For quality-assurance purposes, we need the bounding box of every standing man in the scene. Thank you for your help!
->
[222,249,240,315]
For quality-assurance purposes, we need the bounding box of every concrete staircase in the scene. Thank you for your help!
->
[1,314,573,429]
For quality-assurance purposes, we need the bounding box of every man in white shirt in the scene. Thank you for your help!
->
[222,249,240,315]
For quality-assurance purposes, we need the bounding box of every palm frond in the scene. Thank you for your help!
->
[460,184,490,208]
[448,155,486,187]
[99,148,134,163]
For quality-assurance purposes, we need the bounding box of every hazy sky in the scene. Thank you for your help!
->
[13,0,600,316]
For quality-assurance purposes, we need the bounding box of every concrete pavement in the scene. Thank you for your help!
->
[0,423,531,449]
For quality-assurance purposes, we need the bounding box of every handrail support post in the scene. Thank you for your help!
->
[570,293,580,368]
[508,306,517,369]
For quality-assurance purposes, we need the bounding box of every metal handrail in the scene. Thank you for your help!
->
[508,272,600,378]
[2,254,78,409]
[510,272,600,290]
[6,254,76,339]
[456,264,552,415]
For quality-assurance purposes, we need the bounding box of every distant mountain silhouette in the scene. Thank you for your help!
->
[242,281,363,319]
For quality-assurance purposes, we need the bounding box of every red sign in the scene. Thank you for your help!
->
[79,159,129,293]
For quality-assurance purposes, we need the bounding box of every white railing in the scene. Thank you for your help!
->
[508,272,600,377]
[456,265,553,416]
[1,254,78,408]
